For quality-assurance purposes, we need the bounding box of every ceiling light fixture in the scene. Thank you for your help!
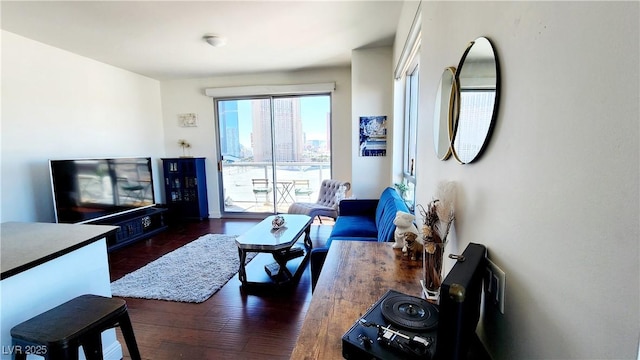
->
[203,34,227,48]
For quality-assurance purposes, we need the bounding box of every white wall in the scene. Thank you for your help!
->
[394,1,639,358]
[159,68,351,217]
[1,31,165,223]
[351,47,394,198]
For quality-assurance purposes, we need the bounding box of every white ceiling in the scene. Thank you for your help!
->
[1,1,404,80]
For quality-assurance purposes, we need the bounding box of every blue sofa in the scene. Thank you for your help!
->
[310,187,410,290]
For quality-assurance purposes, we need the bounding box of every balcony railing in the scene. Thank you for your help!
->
[221,161,331,213]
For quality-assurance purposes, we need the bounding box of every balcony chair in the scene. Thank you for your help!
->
[293,179,314,200]
[287,179,350,223]
[252,178,273,203]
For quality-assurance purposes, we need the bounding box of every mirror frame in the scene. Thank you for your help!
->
[451,36,500,164]
[433,67,458,161]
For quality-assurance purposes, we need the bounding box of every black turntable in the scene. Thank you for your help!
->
[342,289,439,359]
[342,242,487,360]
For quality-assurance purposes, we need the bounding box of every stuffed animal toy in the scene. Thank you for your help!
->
[393,211,419,249]
[402,232,423,260]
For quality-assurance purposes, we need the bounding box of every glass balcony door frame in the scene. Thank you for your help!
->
[214,93,332,218]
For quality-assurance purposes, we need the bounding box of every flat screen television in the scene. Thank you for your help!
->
[49,157,156,223]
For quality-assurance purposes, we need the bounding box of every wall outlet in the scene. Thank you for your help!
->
[485,257,506,314]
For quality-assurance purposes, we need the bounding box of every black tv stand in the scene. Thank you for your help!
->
[90,207,168,252]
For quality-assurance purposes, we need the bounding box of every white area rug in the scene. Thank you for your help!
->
[111,234,254,303]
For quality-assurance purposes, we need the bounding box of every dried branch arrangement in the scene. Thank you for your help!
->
[418,181,456,294]
[178,139,192,157]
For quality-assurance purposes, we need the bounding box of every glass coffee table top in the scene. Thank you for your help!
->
[236,214,312,251]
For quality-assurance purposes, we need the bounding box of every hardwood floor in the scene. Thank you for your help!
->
[108,217,333,360]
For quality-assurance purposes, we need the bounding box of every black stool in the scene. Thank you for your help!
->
[10,294,141,360]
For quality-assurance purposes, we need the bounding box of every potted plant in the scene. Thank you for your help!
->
[394,182,408,199]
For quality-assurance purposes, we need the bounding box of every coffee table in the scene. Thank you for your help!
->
[236,214,313,287]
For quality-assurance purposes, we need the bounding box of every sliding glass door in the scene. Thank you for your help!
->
[216,94,331,216]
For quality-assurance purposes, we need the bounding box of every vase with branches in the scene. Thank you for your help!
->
[178,139,192,157]
[418,181,456,299]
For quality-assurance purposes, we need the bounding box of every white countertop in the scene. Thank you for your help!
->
[1,222,117,279]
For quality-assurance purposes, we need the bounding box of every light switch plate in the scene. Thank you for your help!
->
[486,257,506,314]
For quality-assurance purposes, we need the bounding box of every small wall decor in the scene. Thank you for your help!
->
[359,116,387,156]
[178,113,198,127]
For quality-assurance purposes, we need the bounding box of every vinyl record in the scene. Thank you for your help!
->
[381,294,439,331]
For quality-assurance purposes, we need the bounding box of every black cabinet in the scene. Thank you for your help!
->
[162,157,209,221]
[91,207,168,252]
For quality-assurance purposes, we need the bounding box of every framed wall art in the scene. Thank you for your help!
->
[359,116,387,157]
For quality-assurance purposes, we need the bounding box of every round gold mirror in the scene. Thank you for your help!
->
[451,36,500,164]
[433,67,457,160]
